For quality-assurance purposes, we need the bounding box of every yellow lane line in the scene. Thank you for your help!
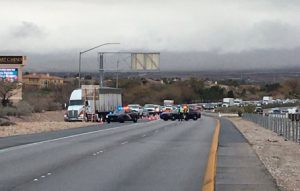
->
[201,120,221,191]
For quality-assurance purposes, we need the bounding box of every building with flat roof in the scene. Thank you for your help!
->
[23,73,64,88]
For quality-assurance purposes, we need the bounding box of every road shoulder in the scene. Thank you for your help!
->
[228,117,300,191]
[216,118,278,191]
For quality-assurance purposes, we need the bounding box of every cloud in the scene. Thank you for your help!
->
[0,0,300,71]
[248,21,300,49]
[10,21,46,39]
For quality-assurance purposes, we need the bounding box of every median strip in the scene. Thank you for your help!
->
[201,120,220,191]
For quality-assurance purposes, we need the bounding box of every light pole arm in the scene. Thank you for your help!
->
[78,42,120,88]
[81,43,120,54]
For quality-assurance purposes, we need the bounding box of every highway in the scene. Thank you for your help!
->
[0,116,216,191]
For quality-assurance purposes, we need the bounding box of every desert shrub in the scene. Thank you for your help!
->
[25,96,52,112]
[215,106,243,114]
[0,118,15,126]
[23,83,74,112]
[15,101,34,116]
[0,101,42,116]
[47,102,62,111]
[0,106,17,116]
[243,105,256,113]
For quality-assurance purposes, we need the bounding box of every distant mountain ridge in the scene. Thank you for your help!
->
[1,48,300,72]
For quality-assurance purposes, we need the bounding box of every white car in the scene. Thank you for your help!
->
[128,104,143,116]
[143,104,157,116]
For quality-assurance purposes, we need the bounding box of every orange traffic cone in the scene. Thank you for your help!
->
[99,117,104,125]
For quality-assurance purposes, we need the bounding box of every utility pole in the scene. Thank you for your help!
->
[99,53,104,88]
[116,60,119,88]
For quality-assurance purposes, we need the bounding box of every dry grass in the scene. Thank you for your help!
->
[0,110,95,137]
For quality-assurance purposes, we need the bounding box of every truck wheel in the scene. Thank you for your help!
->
[193,116,198,120]
[133,118,137,123]
[163,118,168,121]
[107,119,111,123]
[171,116,176,121]
[119,119,125,123]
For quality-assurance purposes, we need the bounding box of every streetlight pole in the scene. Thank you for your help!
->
[116,59,119,88]
[114,55,131,88]
[78,42,120,88]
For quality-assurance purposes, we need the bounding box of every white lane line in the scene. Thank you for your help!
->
[93,150,104,155]
[0,123,146,153]
[33,179,39,182]
[41,175,46,178]
[142,134,147,137]
[0,120,162,154]
[47,173,52,176]
[121,141,128,145]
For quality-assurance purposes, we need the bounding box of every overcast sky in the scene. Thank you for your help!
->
[1,0,300,71]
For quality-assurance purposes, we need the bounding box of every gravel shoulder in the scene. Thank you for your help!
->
[229,117,300,191]
[0,110,93,137]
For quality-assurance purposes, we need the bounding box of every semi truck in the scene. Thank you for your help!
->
[262,96,273,105]
[222,98,235,107]
[64,85,122,122]
[163,100,174,106]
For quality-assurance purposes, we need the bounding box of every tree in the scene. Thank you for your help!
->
[0,81,21,107]
[188,77,204,94]
[284,78,300,98]
[227,90,235,98]
[202,86,225,102]
[261,83,281,93]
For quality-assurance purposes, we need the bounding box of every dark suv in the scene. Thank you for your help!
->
[106,109,139,123]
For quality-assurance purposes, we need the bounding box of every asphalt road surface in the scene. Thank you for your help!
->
[0,120,148,150]
[0,116,216,191]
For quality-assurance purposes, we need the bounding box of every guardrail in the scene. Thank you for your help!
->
[243,113,300,143]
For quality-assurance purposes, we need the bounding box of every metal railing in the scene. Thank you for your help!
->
[243,113,300,143]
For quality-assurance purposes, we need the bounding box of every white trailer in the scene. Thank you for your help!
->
[233,99,243,107]
[262,96,273,105]
[65,85,122,122]
[222,98,235,107]
[163,100,174,106]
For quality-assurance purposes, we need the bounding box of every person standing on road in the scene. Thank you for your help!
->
[178,105,183,121]
[182,105,189,120]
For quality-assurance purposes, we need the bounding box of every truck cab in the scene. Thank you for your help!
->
[64,89,86,121]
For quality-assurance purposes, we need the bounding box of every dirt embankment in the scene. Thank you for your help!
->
[229,117,300,191]
[0,111,94,137]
